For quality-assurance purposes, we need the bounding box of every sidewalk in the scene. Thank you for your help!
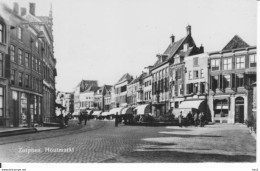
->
[0,126,60,137]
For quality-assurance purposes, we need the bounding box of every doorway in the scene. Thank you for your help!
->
[235,97,244,123]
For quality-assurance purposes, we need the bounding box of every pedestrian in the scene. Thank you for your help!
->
[186,111,193,126]
[78,111,83,125]
[194,112,198,127]
[83,111,88,125]
[64,113,69,126]
[199,112,205,127]
[115,112,118,127]
[178,111,183,127]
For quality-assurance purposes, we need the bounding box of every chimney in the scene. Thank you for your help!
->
[170,34,175,44]
[21,7,27,16]
[29,3,36,16]
[199,44,204,53]
[186,25,191,36]
[13,2,19,15]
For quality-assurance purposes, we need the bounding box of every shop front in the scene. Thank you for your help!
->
[11,90,42,127]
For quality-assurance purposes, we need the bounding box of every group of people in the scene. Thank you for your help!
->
[178,111,205,127]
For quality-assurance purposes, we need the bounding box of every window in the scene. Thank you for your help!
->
[223,75,231,88]
[200,82,205,94]
[25,53,29,68]
[17,27,22,40]
[18,72,23,86]
[0,23,4,43]
[236,74,244,87]
[193,83,198,93]
[250,55,256,67]
[223,58,232,70]
[236,56,245,69]
[193,70,199,79]
[201,69,204,78]
[211,59,220,71]
[189,71,192,80]
[0,53,3,77]
[24,74,29,88]
[174,101,179,108]
[32,56,35,70]
[0,87,3,117]
[18,49,22,65]
[31,77,35,90]
[35,58,38,71]
[35,40,38,53]
[10,45,15,62]
[193,57,198,66]
[11,70,15,85]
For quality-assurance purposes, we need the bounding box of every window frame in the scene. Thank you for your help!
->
[10,45,15,62]
[18,49,23,65]
[193,70,199,79]
[236,56,245,69]
[17,27,22,40]
[249,54,256,68]
[211,59,220,71]
[0,22,5,44]
[0,53,3,77]
[223,58,232,70]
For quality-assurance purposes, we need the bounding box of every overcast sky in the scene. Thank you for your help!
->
[4,0,257,92]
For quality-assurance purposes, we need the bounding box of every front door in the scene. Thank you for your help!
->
[235,105,244,123]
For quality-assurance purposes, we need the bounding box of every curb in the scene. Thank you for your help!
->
[0,128,37,138]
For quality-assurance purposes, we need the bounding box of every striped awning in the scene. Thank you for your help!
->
[92,111,102,116]
[109,107,125,115]
[135,104,151,115]
[121,107,133,115]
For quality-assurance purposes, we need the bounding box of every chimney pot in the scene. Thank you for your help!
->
[13,2,19,15]
[29,3,36,16]
[170,34,175,44]
[186,25,191,36]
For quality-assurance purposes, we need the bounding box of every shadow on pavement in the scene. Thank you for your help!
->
[102,150,256,163]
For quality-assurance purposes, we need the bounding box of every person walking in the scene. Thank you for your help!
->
[115,112,118,127]
[78,111,83,125]
[194,112,198,127]
[199,112,205,127]
[186,111,193,126]
[178,111,183,127]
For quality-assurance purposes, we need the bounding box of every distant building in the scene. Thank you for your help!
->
[73,80,98,115]
[114,73,133,107]
[208,35,256,124]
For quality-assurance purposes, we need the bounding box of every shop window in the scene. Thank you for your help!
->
[211,59,220,71]
[20,93,28,126]
[236,56,245,69]
[210,76,218,91]
[10,45,15,62]
[223,58,232,70]
[0,87,3,117]
[250,55,256,67]
[175,101,179,108]
[215,99,229,117]
[200,82,205,94]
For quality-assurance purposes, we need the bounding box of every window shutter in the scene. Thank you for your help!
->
[245,55,249,68]
[180,84,184,95]
[5,54,10,79]
[152,82,155,95]
[175,84,178,96]
[186,84,189,94]
[232,56,236,69]
[165,78,167,92]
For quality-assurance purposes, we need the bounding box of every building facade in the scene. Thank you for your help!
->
[208,35,256,124]
[0,2,57,127]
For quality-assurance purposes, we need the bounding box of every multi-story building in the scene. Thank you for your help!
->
[173,53,209,117]
[104,85,112,111]
[151,25,203,116]
[114,73,133,107]
[208,35,256,124]
[143,74,152,104]
[79,86,99,110]
[73,80,98,115]
[95,85,112,111]
[0,2,57,127]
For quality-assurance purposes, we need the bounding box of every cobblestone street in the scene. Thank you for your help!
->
[0,120,256,163]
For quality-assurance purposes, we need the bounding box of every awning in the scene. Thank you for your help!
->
[72,111,80,116]
[121,107,133,115]
[109,107,125,115]
[101,112,110,116]
[135,104,150,115]
[179,100,204,109]
[86,110,93,115]
[92,111,102,116]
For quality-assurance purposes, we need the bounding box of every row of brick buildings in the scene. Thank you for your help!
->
[0,2,57,127]
[73,25,256,124]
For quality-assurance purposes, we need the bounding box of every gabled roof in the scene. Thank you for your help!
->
[76,80,98,92]
[84,86,100,93]
[129,72,148,85]
[222,35,250,51]
[116,73,132,84]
